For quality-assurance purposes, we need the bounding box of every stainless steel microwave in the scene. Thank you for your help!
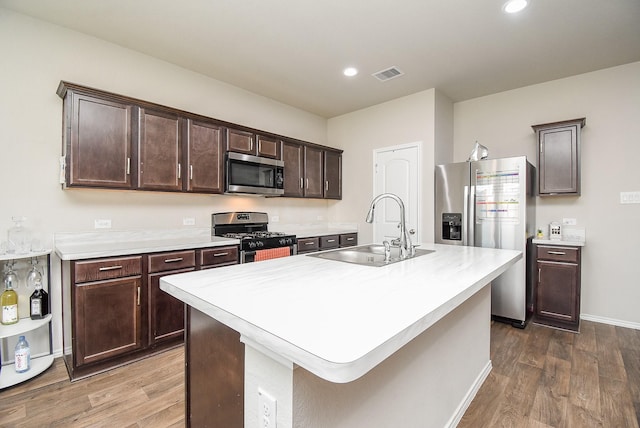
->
[225,152,284,196]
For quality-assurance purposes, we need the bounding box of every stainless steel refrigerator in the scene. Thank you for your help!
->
[435,156,536,327]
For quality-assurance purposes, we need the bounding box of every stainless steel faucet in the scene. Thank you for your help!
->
[365,193,414,259]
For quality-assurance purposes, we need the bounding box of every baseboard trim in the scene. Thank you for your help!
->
[446,360,492,428]
[581,313,640,330]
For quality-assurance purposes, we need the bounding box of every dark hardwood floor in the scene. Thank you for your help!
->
[1,320,638,427]
[459,320,640,428]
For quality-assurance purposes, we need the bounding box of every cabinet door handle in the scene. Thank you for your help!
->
[98,265,123,272]
[548,251,566,255]
[190,165,193,180]
[164,257,184,263]
[306,178,309,189]
[213,252,229,257]
[126,157,131,175]
[137,286,141,306]
[300,178,303,189]
[325,181,329,191]
[177,164,181,179]
[538,268,541,283]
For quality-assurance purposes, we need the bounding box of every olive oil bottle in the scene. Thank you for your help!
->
[2,264,19,325]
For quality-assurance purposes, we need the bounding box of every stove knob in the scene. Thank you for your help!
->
[248,242,256,249]
[278,238,286,246]
[257,241,264,248]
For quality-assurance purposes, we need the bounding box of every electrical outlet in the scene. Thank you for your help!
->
[94,219,112,229]
[271,215,280,223]
[258,388,277,428]
[562,218,577,226]
[183,217,196,226]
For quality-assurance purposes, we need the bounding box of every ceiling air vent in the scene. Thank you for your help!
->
[372,66,404,82]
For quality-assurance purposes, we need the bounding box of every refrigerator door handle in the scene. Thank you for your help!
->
[468,185,476,247]
[463,185,469,246]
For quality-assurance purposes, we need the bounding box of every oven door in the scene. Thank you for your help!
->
[241,245,296,263]
[225,152,284,196]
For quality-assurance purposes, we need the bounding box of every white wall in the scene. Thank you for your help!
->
[453,62,640,326]
[327,89,452,244]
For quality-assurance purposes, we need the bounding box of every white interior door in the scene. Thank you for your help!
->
[373,143,421,244]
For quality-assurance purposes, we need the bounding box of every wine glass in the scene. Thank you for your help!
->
[25,258,43,294]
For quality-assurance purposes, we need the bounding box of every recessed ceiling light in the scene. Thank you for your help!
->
[503,0,529,13]
[343,67,358,77]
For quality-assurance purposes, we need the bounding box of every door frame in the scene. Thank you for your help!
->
[372,141,423,244]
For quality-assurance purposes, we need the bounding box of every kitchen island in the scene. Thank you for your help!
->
[161,243,521,427]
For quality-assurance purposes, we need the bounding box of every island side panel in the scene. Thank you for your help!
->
[291,285,491,428]
[186,307,244,428]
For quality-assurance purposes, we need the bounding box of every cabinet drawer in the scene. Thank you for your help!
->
[320,235,339,249]
[199,246,239,268]
[74,256,142,283]
[537,245,579,263]
[340,233,358,247]
[148,250,196,273]
[297,237,319,253]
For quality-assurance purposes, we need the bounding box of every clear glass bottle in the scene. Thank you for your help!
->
[7,217,30,254]
[1,263,19,325]
[14,335,30,373]
[28,259,48,319]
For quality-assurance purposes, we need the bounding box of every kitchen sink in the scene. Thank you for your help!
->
[307,244,434,267]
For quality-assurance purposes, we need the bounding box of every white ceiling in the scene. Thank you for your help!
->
[2,0,639,118]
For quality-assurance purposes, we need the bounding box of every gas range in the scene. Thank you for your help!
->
[212,212,297,262]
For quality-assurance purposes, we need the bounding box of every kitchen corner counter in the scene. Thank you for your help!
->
[161,243,520,383]
[54,228,239,260]
[532,238,585,247]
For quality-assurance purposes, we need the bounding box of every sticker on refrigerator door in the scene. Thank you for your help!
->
[475,169,520,223]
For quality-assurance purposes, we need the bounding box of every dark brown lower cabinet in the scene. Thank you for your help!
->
[74,276,143,366]
[62,246,238,380]
[186,307,244,428]
[534,244,582,332]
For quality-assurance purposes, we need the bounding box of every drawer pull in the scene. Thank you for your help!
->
[213,252,229,257]
[548,251,566,255]
[345,237,354,241]
[164,257,184,263]
[98,265,123,272]
[304,242,315,245]
[327,239,336,243]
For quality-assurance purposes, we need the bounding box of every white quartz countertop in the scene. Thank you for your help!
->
[54,229,239,260]
[532,239,585,247]
[160,243,521,383]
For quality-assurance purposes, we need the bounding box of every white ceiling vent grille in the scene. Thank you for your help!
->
[372,67,404,82]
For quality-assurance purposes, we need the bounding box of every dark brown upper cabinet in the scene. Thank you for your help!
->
[282,140,305,197]
[532,118,585,196]
[324,149,342,199]
[57,81,339,198]
[282,140,342,199]
[138,107,182,191]
[58,83,136,189]
[226,128,281,159]
[185,119,224,193]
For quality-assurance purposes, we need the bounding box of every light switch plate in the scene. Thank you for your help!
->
[620,191,640,204]
[182,217,195,226]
